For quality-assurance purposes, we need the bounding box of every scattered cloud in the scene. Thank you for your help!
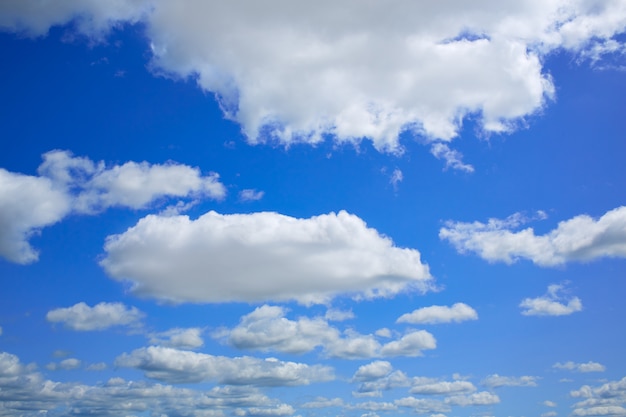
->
[571,378,626,416]
[481,374,539,388]
[430,143,474,173]
[115,346,334,386]
[45,358,81,371]
[325,308,355,322]
[520,284,583,316]
[409,379,477,395]
[148,327,204,349]
[543,400,557,407]
[0,150,225,264]
[445,391,500,406]
[554,361,606,373]
[239,189,265,202]
[46,302,144,331]
[397,303,478,325]
[395,397,450,414]
[542,412,558,417]
[389,169,403,190]
[215,305,436,359]
[440,206,626,266]
[101,210,433,304]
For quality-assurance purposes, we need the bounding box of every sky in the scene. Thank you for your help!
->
[0,1,626,417]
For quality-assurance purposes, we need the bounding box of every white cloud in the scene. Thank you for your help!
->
[570,377,626,417]
[0,169,71,264]
[115,346,334,386]
[148,327,204,349]
[352,361,394,382]
[325,308,355,322]
[543,400,557,407]
[389,169,403,191]
[440,206,626,266]
[572,406,626,416]
[445,391,500,406]
[46,302,144,331]
[301,397,344,408]
[86,362,107,371]
[542,412,558,417]
[397,303,478,325]
[216,305,436,359]
[46,358,81,371]
[239,189,265,202]
[394,397,450,414]
[2,2,626,163]
[554,361,606,373]
[481,374,539,388]
[520,284,583,316]
[410,379,477,395]
[0,150,225,264]
[0,350,289,416]
[234,404,295,417]
[101,210,433,304]
[430,143,474,173]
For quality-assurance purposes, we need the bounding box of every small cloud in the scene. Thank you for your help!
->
[481,374,539,388]
[520,284,583,316]
[375,328,392,338]
[325,308,355,322]
[46,358,81,371]
[86,362,107,371]
[430,143,474,173]
[46,302,144,331]
[397,303,478,325]
[389,169,403,191]
[553,361,606,373]
[541,412,557,417]
[239,189,265,202]
[148,328,204,349]
[52,350,71,358]
[543,400,558,407]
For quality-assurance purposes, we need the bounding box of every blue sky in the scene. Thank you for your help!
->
[1,2,626,417]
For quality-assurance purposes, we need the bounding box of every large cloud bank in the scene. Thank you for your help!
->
[2,1,625,154]
[0,150,224,264]
[101,210,433,304]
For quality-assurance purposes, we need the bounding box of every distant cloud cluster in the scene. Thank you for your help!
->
[554,361,606,373]
[0,150,224,264]
[440,207,626,266]
[1,1,625,164]
[101,210,433,304]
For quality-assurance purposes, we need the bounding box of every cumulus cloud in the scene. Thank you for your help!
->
[481,374,539,388]
[0,350,288,416]
[2,1,626,163]
[101,210,433,304]
[216,305,436,359]
[440,207,626,266]
[397,303,478,325]
[394,397,450,414]
[301,397,345,408]
[0,150,225,264]
[115,346,334,386]
[46,302,144,331]
[554,361,606,373]
[46,358,81,371]
[520,284,583,316]
[148,327,204,349]
[410,379,477,395]
[445,391,500,406]
[570,377,626,417]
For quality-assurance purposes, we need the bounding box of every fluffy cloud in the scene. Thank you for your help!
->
[520,284,583,316]
[239,189,265,202]
[571,377,626,417]
[0,350,287,416]
[46,302,144,331]
[481,374,539,388]
[216,305,436,359]
[352,361,394,382]
[440,207,626,266]
[397,303,478,325]
[394,397,450,414]
[2,1,626,159]
[115,346,334,386]
[301,397,345,408]
[0,150,225,264]
[554,361,606,373]
[101,210,433,304]
[45,358,81,371]
[409,379,477,395]
[148,327,204,349]
[0,169,71,264]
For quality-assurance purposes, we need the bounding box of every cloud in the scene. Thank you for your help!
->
[301,397,345,408]
[239,189,265,202]
[481,374,539,388]
[115,346,334,386]
[554,361,606,373]
[2,2,626,162]
[0,169,71,264]
[572,406,626,416]
[325,308,355,322]
[520,284,583,316]
[409,379,477,395]
[148,327,204,349]
[46,302,144,331]
[444,391,500,406]
[0,350,289,416]
[389,169,403,191]
[570,377,626,416]
[0,150,225,264]
[352,361,394,382]
[397,303,478,325]
[430,143,474,173]
[101,210,433,304]
[394,397,450,414]
[215,305,436,359]
[46,358,81,371]
[441,207,626,266]
[543,400,557,407]
[234,404,295,416]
